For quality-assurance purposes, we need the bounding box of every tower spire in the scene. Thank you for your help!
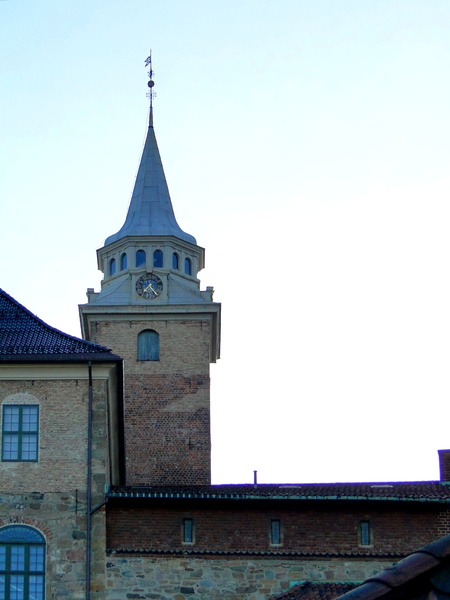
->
[104,53,196,247]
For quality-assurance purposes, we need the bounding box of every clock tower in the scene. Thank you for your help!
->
[79,63,220,486]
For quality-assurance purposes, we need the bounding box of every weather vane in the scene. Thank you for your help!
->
[145,51,156,108]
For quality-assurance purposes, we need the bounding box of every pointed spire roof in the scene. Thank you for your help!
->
[105,108,196,247]
[0,289,119,361]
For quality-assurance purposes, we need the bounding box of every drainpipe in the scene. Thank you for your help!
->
[86,361,93,600]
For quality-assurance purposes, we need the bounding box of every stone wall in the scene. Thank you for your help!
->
[105,555,395,600]
[0,491,106,600]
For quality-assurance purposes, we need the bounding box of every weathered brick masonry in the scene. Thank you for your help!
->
[125,373,210,485]
[106,498,448,556]
[89,318,212,485]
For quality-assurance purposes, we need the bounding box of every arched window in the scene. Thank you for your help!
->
[184,258,192,276]
[153,249,163,268]
[109,258,116,276]
[0,525,45,600]
[136,250,146,268]
[137,330,160,361]
[172,253,179,270]
[120,253,127,270]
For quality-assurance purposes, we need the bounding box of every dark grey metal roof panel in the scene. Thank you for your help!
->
[105,112,196,246]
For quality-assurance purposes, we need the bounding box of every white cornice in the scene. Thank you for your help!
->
[0,363,117,380]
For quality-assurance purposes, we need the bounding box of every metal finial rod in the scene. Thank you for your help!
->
[145,51,155,110]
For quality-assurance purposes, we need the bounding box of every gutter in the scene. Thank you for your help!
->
[86,361,93,600]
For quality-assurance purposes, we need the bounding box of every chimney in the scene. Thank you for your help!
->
[438,450,450,481]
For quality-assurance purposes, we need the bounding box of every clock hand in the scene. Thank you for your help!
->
[143,283,156,294]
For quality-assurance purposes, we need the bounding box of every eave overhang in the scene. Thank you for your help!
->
[106,484,450,504]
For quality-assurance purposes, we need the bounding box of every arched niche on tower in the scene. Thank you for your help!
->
[136,249,146,268]
[153,249,163,268]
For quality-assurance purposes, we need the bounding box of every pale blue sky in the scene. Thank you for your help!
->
[2,0,450,483]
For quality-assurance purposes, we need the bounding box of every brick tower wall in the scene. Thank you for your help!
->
[90,317,212,485]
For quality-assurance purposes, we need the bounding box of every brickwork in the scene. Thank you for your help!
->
[107,499,446,557]
[104,555,394,600]
[0,377,110,495]
[439,449,450,481]
[90,318,212,485]
[436,509,450,537]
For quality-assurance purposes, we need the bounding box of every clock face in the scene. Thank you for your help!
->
[136,273,164,299]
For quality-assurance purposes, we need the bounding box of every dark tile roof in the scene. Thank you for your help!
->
[108,481,450,503]
[335,534,450,600]
[0,288,119,361]
[272,582,359,600]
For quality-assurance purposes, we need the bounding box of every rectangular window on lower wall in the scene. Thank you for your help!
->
[270,519,282,545]
[359,520,372,546]
[2,405,39,462]
[182,518,194,544]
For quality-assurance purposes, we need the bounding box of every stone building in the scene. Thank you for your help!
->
[2,76,450,600]
[0,288,122,599]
